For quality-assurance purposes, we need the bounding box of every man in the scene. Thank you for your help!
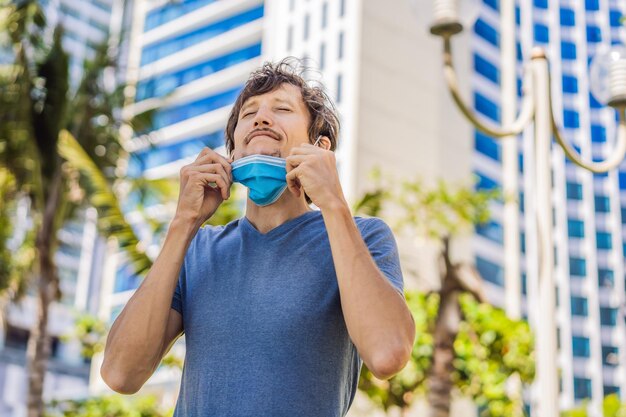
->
[101,60,415,416]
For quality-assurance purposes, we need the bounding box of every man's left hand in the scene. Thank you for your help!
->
[285,140,347,211]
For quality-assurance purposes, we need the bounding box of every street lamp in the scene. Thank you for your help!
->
[423,1,626,417]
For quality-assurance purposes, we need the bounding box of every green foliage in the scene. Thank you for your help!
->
[60,312,108,360]
[358,291,438,410]
[359,290,534,416]
[160,353,184,370]
[45,394,173,417]
[453,294,534,417]
[355,169,532,416]
[0,167,36,301]
[58,130,153,276]
[353,168,499,240]
[562,394,626,417]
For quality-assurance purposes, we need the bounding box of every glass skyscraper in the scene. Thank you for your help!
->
[471,0,626,412]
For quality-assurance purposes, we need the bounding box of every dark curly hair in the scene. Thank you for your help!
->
[224,57,340,155]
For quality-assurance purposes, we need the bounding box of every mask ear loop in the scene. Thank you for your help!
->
[313,135,322,147]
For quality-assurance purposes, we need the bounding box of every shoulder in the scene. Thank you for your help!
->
[353,216,393,235]
[190,217,243,247]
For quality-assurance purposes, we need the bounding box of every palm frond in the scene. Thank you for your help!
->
[57,130,152,276]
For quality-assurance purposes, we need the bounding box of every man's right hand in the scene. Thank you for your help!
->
[174,147,233,226]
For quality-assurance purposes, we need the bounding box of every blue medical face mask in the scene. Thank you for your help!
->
[231,154,288,206]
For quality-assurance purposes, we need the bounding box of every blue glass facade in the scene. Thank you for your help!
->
[128,2,265,178]
[128,131,224,177]
[150,86,242,131]
[136,43,262,101]
[141,6,264,65]
[471,2,625,405]
[145,0,217,31]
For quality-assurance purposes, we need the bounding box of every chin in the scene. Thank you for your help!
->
[245,144,282,158]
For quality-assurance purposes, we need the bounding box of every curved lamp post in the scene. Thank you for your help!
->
[425,1,626,416]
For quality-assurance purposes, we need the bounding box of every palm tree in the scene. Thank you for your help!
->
[0,2,157,415]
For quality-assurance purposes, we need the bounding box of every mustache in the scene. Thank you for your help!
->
[244,128,283,145]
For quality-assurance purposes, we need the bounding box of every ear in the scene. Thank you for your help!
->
[318,136,331,150]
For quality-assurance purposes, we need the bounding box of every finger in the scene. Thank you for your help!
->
[185,164,231,198]
[194,148,232,176]
[285,154,308,172]
[289,145,322,156]
[189,172,229,200]
[285,168,302,198]
[194,147,211,161]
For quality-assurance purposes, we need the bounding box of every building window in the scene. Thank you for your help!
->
[602,346,619,367]
[604,386,620,396]
[336,73,342,103]
[600,307,617,326]
[474,92,500,122]
[534,23,549,43]
[475,131,501,160]
[594,195,610,213]
[476,220,503,244]
[534,0,548,8]
[572,337,591,357]
[586,26,602,43]
[570,296,588,316]
[287,25,293,51]
[562,75,578,93]
[484,0,498,11]
[338,31,344,59]
[476,256,504,286]
[474,18,499,47]
[474,172,499,190]
[585,0,599,11]
[598,268,614,287]
[340,0,345,17]
[567,219,584,238]
[474,53,500,84]
[322,2,328,28]
[591,125,606,143]
[560,8,576,26]
[304,14,310,41]
[320,43,326,70]
[566,181,583,200]
[290,0,295,12]
[561,41,577,60]
[574,377,592,399]
[563,110,580,128]
[596,231,612,250]
[610,10,623,27]
[569,257,586,277]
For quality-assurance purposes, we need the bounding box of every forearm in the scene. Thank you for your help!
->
[101,216,199,388]
[321,202,415,378]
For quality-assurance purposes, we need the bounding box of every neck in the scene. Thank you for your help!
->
[245,191,312,234]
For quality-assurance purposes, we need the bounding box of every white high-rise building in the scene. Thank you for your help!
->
[468,0,626,415]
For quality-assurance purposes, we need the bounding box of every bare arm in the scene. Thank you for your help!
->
[284,142,415,380]
[322,203,415,380]
[100,147,232,394]
[100,217,198,394]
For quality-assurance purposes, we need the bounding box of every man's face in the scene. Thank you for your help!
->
[231,83,311,160]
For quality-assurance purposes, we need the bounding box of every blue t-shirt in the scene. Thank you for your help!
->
[171,210,403,417]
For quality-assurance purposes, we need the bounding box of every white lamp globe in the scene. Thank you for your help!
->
[589,44,626,107]
[409,0,481,36]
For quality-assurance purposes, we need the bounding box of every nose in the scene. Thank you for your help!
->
[253,106,273,127]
